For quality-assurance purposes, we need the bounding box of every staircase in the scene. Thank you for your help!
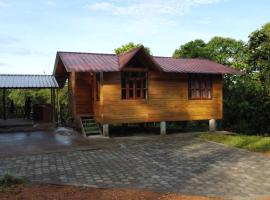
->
[80,116,101,137]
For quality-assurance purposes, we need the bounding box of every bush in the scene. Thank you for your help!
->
[0,172,25,188]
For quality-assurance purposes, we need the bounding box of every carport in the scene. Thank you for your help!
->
[0,74,59,126]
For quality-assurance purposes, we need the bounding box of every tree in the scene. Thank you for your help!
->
[114,42,151,55]
[246,23,270,95]
[172,37,245,68]
[206,37,245,68]
[172,39,209,59]
[171,36,268,134]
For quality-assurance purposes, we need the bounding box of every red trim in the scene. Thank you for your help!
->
[122,72,147,100]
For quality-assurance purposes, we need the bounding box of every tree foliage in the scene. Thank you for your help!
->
[173,39,209,59]
[114,42,151,55]
[206,37,245,67]
[246,24,270,94]
[173,22,270,134]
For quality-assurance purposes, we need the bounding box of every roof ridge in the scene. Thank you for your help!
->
[57,51,116,56]
[153,56,212,60]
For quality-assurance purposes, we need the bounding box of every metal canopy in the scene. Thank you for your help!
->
[0,74,59,89]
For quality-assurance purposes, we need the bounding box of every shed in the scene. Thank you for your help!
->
[0,74,59,121]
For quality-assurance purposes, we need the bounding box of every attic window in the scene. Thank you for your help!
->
[188,75,212,100]
[121,72,147,100]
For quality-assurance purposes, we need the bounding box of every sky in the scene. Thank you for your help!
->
[0,0,269,74]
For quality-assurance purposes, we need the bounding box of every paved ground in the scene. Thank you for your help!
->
[0,133,270,200]
[0,129,117,157]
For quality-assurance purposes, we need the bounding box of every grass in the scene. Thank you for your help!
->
[200,133,270,152]
[0,172,25,191]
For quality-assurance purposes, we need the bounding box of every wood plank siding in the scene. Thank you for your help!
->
[68,70,222,123]
[68,72,94,116]
[100,70,222,124]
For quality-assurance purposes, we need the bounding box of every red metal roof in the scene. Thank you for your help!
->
[57,47,240,74]
[154,57,240,74]
[58,52,119,72]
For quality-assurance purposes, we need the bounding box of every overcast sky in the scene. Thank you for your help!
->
[0,0,269,74]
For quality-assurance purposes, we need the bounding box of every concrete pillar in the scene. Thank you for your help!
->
[103,124,109,137]
[160,121,166,135]
[209,119,216,132]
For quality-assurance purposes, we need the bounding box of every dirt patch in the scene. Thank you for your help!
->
[262,151,270,157]
[0,185,222,200]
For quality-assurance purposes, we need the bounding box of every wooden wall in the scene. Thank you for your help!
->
[69,70,223,123]
[68,72,94,117]
[99,70,222,124]
[94,73,103,122]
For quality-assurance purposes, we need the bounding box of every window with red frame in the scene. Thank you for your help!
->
[188,76,212,99]
[121,72,147,99]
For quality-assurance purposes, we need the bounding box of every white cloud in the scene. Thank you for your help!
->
[86,0,219,17]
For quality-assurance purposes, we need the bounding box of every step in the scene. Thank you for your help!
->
[85,130,100,135]
[82,122,96,126]
[82,119,95,123]
[84,130,100,134]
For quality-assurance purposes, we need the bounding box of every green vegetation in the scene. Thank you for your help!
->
[114,42,151,55]
[0,84,69,122]
[200,133,270,152]
[0,172,25,189]
[173,22,270,134]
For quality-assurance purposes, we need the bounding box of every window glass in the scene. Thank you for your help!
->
[207,80,211,98]
[189,76,212,100]
[136,90,141,98]
[121,72,147,99]
[136,79,142,89]
[121,89,126,99]
[129,89,134,98]
[143,89,147,98]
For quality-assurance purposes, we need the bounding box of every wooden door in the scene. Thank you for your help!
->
[75,73,94,115]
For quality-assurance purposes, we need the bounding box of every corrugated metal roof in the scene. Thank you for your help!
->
[59,52,119,72]
[154,57,240,74]
[0,74,59,88]
[56,47,240,74]
[118,47,141,68]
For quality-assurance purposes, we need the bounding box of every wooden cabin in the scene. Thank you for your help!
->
[53,46,239,136]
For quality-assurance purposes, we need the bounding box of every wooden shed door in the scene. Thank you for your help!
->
[75,73,94,115]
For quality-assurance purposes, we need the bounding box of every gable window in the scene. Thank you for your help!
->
[188,75,212,100]
[96,73,100,101]
[121,72,147,99]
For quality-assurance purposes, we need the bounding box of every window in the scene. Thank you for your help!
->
[189,75,212,100]
[121,72,147,99]
[96,73,100,101]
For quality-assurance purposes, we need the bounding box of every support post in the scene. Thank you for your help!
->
[2,89,6,120]
[103,124,109,137]
[160,121,166,135]
[209,119,216,132]
[57,89,61,126]
[51,88,56,127]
